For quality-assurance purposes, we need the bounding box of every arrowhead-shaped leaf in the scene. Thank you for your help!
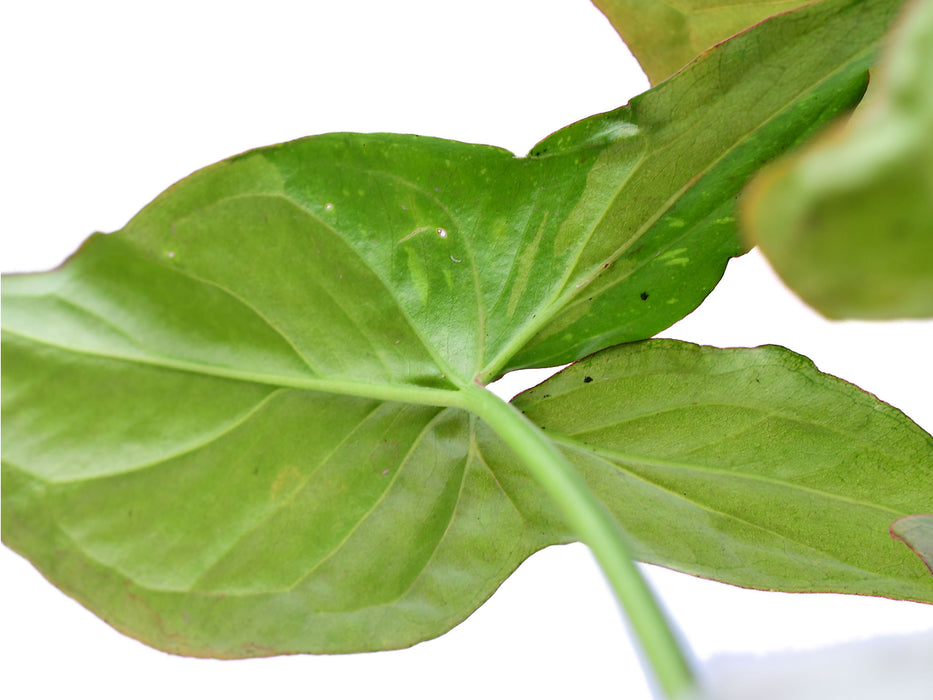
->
[515,341,933,601]
[1,0,914,657]
[743,0,933,319]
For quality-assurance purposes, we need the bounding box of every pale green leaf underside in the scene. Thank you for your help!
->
[744,0,933,319]
[891,515,933,575]
[591,0,806,84]
[515,341,933,601]
[1,0,910,658]
[2,359,559,655]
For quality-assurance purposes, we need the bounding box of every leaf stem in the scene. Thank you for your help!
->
[465,384,695,699]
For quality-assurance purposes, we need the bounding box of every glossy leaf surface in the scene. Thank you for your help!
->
[591,0,805,84]
[515,341,933,601]
[1,0,913,658]
[744,0,933,319]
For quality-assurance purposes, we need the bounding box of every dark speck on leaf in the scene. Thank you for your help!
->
[584,376,593,383]
[640,292,649,301]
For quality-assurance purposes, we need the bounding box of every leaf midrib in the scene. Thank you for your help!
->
[565,442,898,583]
[188,406,453,596]
[548,430,905,517]
[1,326,468,410]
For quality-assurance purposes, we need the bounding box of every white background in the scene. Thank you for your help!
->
[2,1,931,698]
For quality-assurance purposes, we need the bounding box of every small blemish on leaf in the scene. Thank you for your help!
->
[167,251,175,258]
[584,376,593,383]
[640,291,649,300]
[325,203,334,211]
[437,228,448,238]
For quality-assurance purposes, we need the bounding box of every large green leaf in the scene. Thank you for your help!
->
[1,0,910,657]
[2,361,559,655]
[514,341,933,601]
[591,0,805,84]
[743,0,933,319]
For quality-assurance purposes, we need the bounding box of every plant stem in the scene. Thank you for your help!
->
[466,384,695,700]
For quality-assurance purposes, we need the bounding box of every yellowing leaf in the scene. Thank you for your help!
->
[591,0,805,84]
[743,0,933,319]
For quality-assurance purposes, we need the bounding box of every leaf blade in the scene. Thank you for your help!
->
[514,340,933,601]
[2,378,560,656]
[501,0,901,371]
[743,0,933,319]
[591,0,807,84]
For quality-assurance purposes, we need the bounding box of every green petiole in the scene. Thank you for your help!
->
[465,383,696,699]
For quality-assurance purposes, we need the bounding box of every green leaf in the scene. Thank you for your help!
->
[514,341,933,602]
[743,0,933,319]
[892,515,933,575]
[2,356,558,655]
[591,0,806,84]
[1,0,910,657]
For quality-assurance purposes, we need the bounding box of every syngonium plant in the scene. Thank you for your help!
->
[2,0,932,697]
